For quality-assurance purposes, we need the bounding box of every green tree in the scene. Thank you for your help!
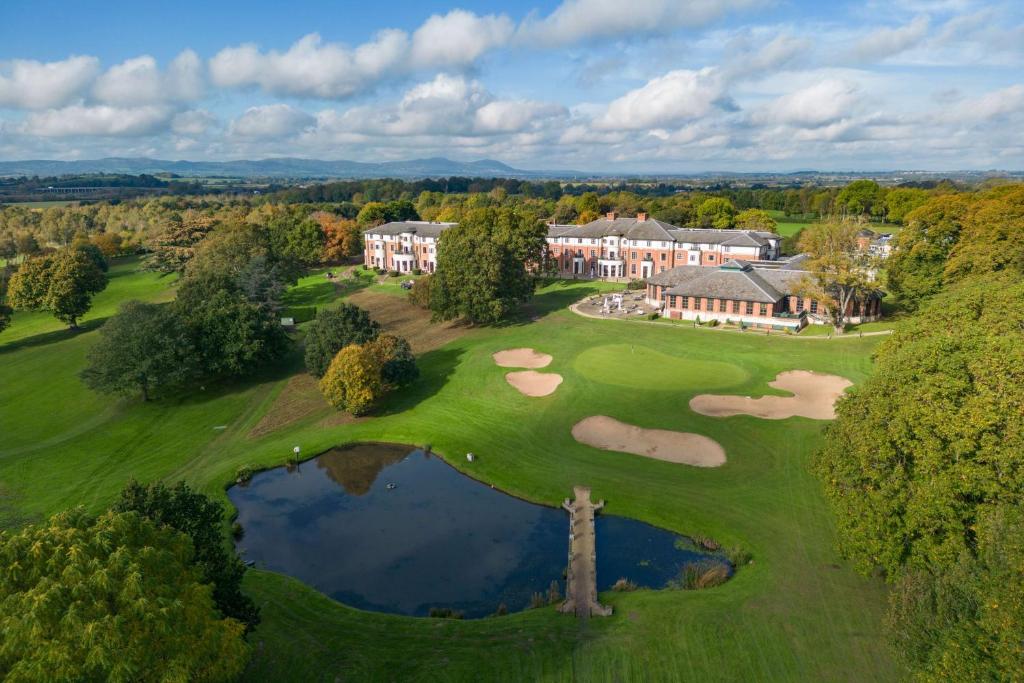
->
[695,197,736,229]
[80,300,198,401]
[943,185,1024,286]
[7,249,107,329]
[72,238,108,272]
[113,480,260,632]
[886,195,969,312]
[734,208,778,231]
[0,508,249,682]
[356,202,389,226]
[374,333,419,387]
[884,188,929,224]
[835,180,883,218]
[796,222,880,333]
[431,207,546,324]
[303,303,381,377]
[0,273,12,335]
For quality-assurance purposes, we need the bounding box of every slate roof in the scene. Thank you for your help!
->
[667,228,777,247]
[660,260,811,303]
[364,221,456,238]
[547,217,782,246]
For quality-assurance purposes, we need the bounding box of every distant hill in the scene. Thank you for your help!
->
[0,156,580,179]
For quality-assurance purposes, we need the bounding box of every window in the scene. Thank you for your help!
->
[689,254,697,262]
[810,300,818,314]
[659,266,666,272]
[630,264,636,274]
[681,296,689,310]
[709,298,717,311]
[796,296,804,311]
[645,252,652,260]
[745,301,754,315]
[660,253,666,261]
[631,251,637,259]
[709,255,716,261]
[669,295,677,308]
[590,249,596,257]
[759,303,768,316]
[718,299,727,312]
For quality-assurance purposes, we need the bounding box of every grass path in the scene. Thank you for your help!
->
[0,264,900,681]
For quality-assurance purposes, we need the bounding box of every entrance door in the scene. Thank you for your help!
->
[641,262,652,278]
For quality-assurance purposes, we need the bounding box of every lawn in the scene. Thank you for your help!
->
[0,262,900,681]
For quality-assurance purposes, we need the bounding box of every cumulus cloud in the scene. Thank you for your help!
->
[24,104,173,137]
[229,104,316,138]
[92,50,204,105]
[0,56,99,109]
[851,15,930,61]
[756,79,860,127]
[520,0,765,46]
[409,10,514,66]
[594,68,727,131]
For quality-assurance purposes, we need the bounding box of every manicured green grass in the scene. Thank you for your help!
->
[0,268,900,681]
[574,343,749,390]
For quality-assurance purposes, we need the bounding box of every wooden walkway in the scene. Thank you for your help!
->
[559,486,613,618]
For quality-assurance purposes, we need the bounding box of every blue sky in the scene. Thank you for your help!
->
[1,0,1022,171]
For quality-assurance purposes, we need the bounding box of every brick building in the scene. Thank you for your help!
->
[362,221,456,273]
[646,258,883,330]
[545,212,781,280]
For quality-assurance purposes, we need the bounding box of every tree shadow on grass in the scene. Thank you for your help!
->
[375,347,465,416]
[0,318,106,355]
[492,282,608,328]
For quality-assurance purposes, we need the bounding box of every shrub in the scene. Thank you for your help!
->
[387,270,400,278]
[726,545,752,566]
[412,267,422,276]
[303,303,381,377]
[677,561,730,590]
[318,334,418,415]
[647,311,660,320]
[235,465,256,484]
[409,275,432,309]
[707,318,719,327]
[529,592,547,609]
[612,577,638,592]
[626,279,646,290]
[231,522,244,539]
[427,607,464,619]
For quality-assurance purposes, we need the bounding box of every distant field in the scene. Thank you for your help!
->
[1,199,79,208]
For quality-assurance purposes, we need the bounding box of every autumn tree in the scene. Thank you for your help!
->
[0,508,249,682]
[319,334,417,415]
[303,303,381,377]
[431,208,547,324]
[80,300,198,401]
[796,221,880,333]
[315,212,363,261]
[114,480,260,631]
[943,184,1024,286]
[7,249,108,329]
[91,231,123,257]
[734,208,778,231]
[146,210,215,273]
[409,274,432,309]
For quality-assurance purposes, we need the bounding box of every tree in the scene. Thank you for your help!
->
[318,334,418,414]
[7,249,107,329]
[0,273,11,335]
[431,208,546,324]
[356,202,389,227]
[734,208,777,231]
[113,480,260,632]
[316,212,363,261]
[886,195,969,312]
[80,300,198,401]
[177,287,289,377]
[943,185,1024,286]
[319,342,385,415]
[91,231,123,257]
[409,274,432,309]
[816,276,1024,680]
[695,197,736,229]
[884,188,929,224]
[796,222,880,333]
[0,508,249,682]
[836,180,882,218]
[303,303,381,377]
[146,210,215,273]
[71,238,108,272]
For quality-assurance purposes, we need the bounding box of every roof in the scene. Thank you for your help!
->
[547,217,781,246]
[363,221,457,238]
[661,260,811,303]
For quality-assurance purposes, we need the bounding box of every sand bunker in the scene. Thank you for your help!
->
[689,370,853,420]
[492,348,553,369]
[505,371,563,397]
[571,416,726,468]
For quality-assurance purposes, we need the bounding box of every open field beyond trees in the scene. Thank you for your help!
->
[0,259,899,681]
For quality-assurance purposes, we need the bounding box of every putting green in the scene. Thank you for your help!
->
[573,343,748,390]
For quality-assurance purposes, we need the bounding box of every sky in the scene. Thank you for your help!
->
[1,0,1022,172]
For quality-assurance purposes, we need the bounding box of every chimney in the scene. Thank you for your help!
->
[606,211,618,220]
[637,212,648,222]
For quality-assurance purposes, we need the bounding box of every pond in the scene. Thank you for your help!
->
[229,443,730,618]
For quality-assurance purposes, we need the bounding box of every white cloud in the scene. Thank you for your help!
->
[851,15,930,61]
[229,104,315,138]
[0,56,99,109]
[24,104,172,137]
[93,50,204,105]
[756,79,860,127]
[594,68,726,130]
[474,100,566,133]
[410,10,514,67]
[520,0,765,46]
[942,84,1024,123]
